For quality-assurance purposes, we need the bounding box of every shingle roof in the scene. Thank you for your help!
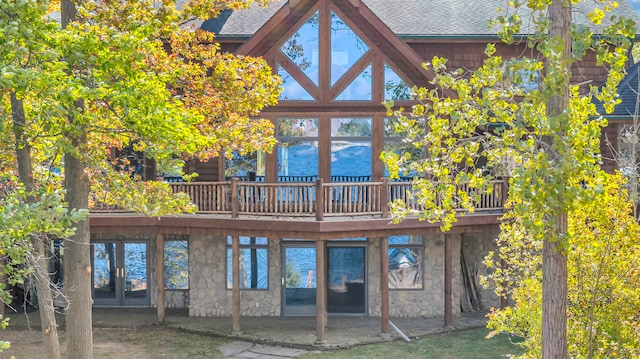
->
[200,0,640,38]
[597,62,640,118]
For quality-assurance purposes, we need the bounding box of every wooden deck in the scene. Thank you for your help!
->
[91,178,506,220]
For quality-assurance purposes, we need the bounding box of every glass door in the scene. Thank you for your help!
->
[92,242,118,306]
[327,246,366,314]
[123,242,148,306]
[92,241,149,307]
[282,245,316,316]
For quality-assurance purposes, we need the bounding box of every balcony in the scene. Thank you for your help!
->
[91,178,507,220]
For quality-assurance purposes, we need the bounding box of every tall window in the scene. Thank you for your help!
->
[388,235,423,289]
[226,236,269,290]
[277,118,319,180]
[383,117,424,180]
[331,117,372,180]
[164,239,189,289]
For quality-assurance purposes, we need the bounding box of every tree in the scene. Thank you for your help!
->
[0,1,81,357]
[484,173,640,358]
[1,0,281,357]
[381,1,635,357]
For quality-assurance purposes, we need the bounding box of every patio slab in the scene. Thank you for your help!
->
[5,307,488,352]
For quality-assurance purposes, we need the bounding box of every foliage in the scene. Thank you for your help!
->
[382,1,634,231]
[285,262,301,288]
[1,0,282,215]
[484,173,640,358]
[381,0,637,357]
[0,174,86,350]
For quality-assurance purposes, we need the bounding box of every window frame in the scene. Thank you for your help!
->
[388,235,424,290]
[226,236,270,291]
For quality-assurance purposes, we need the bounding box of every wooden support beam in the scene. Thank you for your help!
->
[444,234,453,327]
[380,237,389,334]
[156,233,166,324]
[315,240,327,343]
[232,235,241,332]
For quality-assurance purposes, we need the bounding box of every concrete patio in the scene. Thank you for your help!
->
[5,307,489,351]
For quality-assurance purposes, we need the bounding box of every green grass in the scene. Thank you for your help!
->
[300,327,523,359]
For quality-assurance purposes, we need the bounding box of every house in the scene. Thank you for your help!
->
[87,0,640,341]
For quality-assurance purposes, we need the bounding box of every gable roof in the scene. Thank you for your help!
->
[201,0,640,39]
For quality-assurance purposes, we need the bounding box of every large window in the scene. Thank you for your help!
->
[225,150,265,180]
[383,117,424,180]
[226,236,269,290]
[164,239,189,289]
[331,117,372,180]
[388,235,423,289]
[277,118,319,180]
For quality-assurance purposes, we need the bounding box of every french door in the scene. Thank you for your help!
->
[91,240,149,307]
[282,242,366,316]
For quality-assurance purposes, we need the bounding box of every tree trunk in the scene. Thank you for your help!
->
[63,149,93,359]
[543,1,570,358]
[11,92,62,359]
[542,215,568,359]
[61,1,94,358]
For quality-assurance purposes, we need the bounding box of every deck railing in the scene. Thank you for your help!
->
[92,178,506,219]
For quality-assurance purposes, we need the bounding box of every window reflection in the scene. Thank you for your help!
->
[277,118,319,179]
[331,118,371,179]
[164,240,189,290]
[278,64,314,101]
[226,236,269,290]
[330,11,369,85]
[281,11,319,86]
[388,235,424,289]
[335,64,372,101]
[384,64,411,100]
[225,150,265,180]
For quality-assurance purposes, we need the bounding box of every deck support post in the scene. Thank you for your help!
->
[315,240,327,343]
[156,233,165,324]
[380,237,390,335]
[444,233,453,327]
[232,235,241,332]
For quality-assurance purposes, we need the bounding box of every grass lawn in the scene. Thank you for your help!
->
[300,327,522,359]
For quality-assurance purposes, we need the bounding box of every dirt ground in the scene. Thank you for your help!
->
[1,327,230,359]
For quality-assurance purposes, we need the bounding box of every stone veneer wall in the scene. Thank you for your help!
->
[188,235,282,317]
[93,230,499,316]
[367,234,462,317]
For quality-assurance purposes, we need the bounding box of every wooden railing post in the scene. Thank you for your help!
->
[231,178,239,218]
[381,177,389,218]
[315,178,324,221]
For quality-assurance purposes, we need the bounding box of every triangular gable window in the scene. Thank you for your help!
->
[384,63,411,100]
[271,1,415,104]
[281,11,319,86]
[335,64,372,101]
[277,64,314,101]
[330,10,369,86]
